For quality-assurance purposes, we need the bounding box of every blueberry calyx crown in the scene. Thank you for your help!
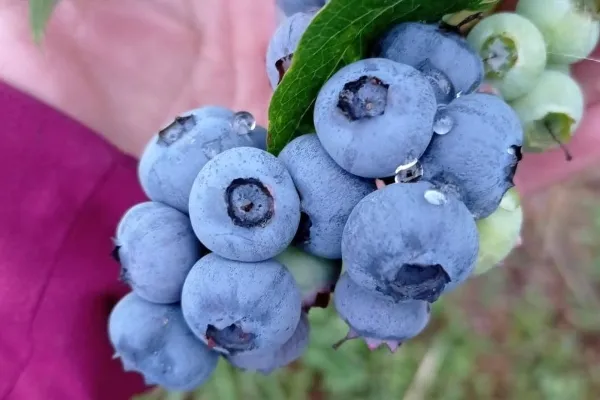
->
[157,114,197,146]
[275,54,293,85]
[378,263,451,303]
[205,324,256,354]
[337,75,389,121]
[481,35,518,79]
[225,178,275,228]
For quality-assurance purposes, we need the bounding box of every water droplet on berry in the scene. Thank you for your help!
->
[394,159,423,183]
[424,190,447,205]
[433,111,454,135]
[232,111,256,135]
[455,91,463,99]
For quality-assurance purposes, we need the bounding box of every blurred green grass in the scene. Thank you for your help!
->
[135,192,600,400]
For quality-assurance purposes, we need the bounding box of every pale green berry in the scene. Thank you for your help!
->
[474,188,523,276]
[509,70,584,153]
[467,12,547,101]
[516,0,600,65]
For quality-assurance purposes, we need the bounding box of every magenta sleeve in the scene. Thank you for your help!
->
[0,81,148,400]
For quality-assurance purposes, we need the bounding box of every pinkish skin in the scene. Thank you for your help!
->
[515,235,523,247]
[477,83,502,96]
[332,328,402,353]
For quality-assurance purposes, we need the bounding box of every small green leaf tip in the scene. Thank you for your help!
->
[29,0,59,45]
[266,0,492,155]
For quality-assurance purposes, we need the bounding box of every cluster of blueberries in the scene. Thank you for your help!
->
[103,0,560,393]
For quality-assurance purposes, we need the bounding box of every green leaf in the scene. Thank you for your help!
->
[266,0,490,155]
[29,0,59,44]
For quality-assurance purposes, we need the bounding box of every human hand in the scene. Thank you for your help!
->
[0,0,597,195]
[0,0,276,157]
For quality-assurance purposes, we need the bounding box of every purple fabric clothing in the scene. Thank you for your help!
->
[0,81,148,399]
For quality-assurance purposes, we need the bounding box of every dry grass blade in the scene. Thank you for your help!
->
[402,341,447,400]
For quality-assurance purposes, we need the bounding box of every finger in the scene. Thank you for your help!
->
[572,45,600,107]
[199,0,275,127]
[515,102,600,195]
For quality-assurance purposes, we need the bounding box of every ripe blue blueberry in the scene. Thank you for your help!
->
[275,246,342,310]
[333,273,431,352]
[138,106,260,213]
[181,253,302,356]
[108,293,219,391]
[249,125,268,151]
[113,202,200,304]
[420,93,524,219]
[227,313,310,374]
[314,58,437,178]
[188,147,301,262]
[267,11,316,89]
[377,22,484,97]
[342,181,479,303]
[278,134,375,258]
[276,0,326,17]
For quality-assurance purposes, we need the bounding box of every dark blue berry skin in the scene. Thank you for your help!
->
[420,93,524,219]
[114,201,200,304]
[138,106,258,213]
[342,181,479,303]
[279,134,375,259]
[377,22,484,97]
[276,0,326,17]
[181,253,302,356]
[188,147,301,262]
[226,313,310,374]
[334,273,431,344]
[108,293,219,391]
[314,58,437,178]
